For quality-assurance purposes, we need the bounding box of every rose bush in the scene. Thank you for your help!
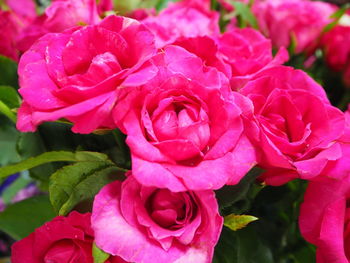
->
[11,211,126,263]
[16,15,157,134]
[92,176,223,263]
[114,45,256,191]
[240,66,345,185]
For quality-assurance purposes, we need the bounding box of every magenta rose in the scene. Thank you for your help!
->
[216,27,288,89]
[0,0,36,61]
[97,0,114,15]
[16,15,157,134]
[322,25,350,72]
[0,10,22,61]
[299,172,350,263]
[16,0,101,53]
[92,176,223,263]
[141,0,220,48]
[320,105,350,178]
[173,36,232,80]
[12,211,126,263]
[114,45,256,191]
[240,66,345,185]
[253,0,336,54]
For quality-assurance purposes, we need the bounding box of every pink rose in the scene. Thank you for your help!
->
[299,174,350,263]
[97,0,114,15]
[240,66,345,185]
[6,0,36,21]
[16,0,101,53]
[12,211,125,263]
[321,24,350,87]
[0,0,36,61]
[320,105,350,178]
[92,176,223,263]
[128,8,156,21]
[16,15,157,134]
[0,10,21,61]
[216,28,288,89]
[114,45,256,191]
[141,0,220,48]
[173,36,232,79]
[253,0,336,54]
[322,25,350,72]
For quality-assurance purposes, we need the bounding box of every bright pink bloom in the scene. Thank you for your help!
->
[240,66,345,185]
[92,176,223,263]
[299,172,350,263]
[11,211,125,263]
[0,0,36,61]
[216,28,288,89]
[114,45,256,191]
[141,0,220,48]
[6,0,36,21]
[320,105,350,178]
[0,10,21,61]
[253,0,336,54]
[16,15,157,134]
[322,25,350,72]
[321,24,350,87]
[97,0,114,15]
[16,0,101,53]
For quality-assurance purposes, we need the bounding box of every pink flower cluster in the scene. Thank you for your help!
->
[6,0,350,262]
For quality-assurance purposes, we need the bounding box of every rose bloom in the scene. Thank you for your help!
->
[11,211,126,263]
[0,0,36,61]
[114,45,256,191]
[216,27,288,89]
[240,66,345,185]
[322,25,350,72]
[92,176,223,263]
[321,22,350,87]
[16,15,157,134]
[252,0,336,54]
[299,171,350,263]
[16,0,101,53]
[141,0,220,48]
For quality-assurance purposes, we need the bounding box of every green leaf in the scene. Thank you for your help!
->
[16,132,56,188]
[230,1,258,29]
[215,167,263,212]
[93,242,110,263]
[0,119,20,166]
[0,56,18,88]
[50,162,124,215]
[0,151,115,178]
[0,195,55,240]
[0,85,20,109]
[224,214,258,231]
[323,4,350,33]
[112,0,141,14]
[0,100,16,123]
[213,227,273,263]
